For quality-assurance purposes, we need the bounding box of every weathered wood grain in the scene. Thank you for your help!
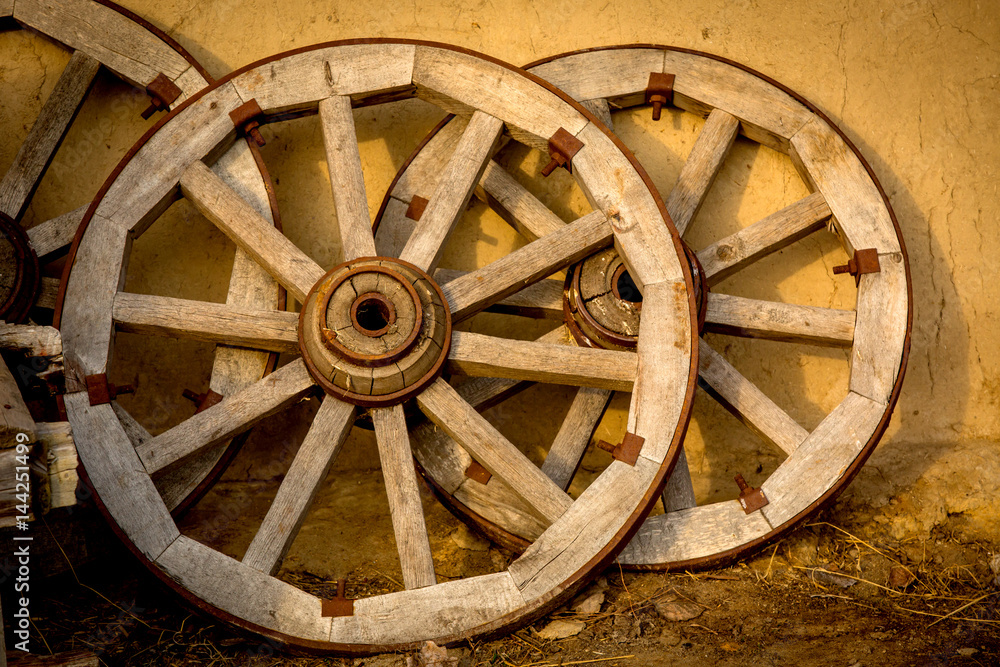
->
[156,535,332,642]
[440,210,610,321]
[705,293,856,347]
[26,204,87,258]
[320,95,376,261]
[373,404,437,590]
[527,48,665,108]
[332,571,524,645]
[412,46,587,150]
[579,98,615,131]
[510,456,658,601]
[135,359,314,475]
[231,44,416,114]
[474,160,567,241]
[540,386,612,490]
[0,362,35,445]
[697,192,831,285]
[0,51,99,220]
[64,391,178,560]
[789,117,900,255]
[0,323,61,356]
[180,160,325,302]
[15,0,191,87]
[619,500,772,564]
[448,331,636,391]
[398,111,503,272]
[665,109,739,235]
[35,276,59,309]
[625,280,693,464]
[760,391,885,526]
[850,253,907,404]
[59,213,129,376]
[698,340,808,456]
[434,268,564,320]
[416,378,572,524]
[112,292,298,353]
[37,421,76,511]
[243,396,355,575]
[660,447,697,512]
[571,121,683,290]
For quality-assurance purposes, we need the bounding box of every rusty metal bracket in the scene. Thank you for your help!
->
[182,388,223,414]
[596,432,645,466]
[321,579,355,617]
[84,374,135,406]
[229,99,266,147]
[141,73,182,120]
[541,127,584,177]
[464,460,492,484]
[405,195,429,221]
[645,72,675,121]
[833,248,881,286]
[735,473,768,514]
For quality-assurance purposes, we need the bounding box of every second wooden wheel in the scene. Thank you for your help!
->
[56,40,698,651]
[374,46,912,570]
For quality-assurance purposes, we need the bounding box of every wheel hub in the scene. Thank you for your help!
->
[0,212,40,323]
[298,256,451,406]
[564,243,708,350]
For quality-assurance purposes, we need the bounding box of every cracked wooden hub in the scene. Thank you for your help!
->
[300,257,451,406]
[0,212,39,323]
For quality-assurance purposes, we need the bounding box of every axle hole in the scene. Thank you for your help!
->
[614,269,643,304]
[354,297,392,335]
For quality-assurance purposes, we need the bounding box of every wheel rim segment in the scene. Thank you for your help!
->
[56,40,699,652]
[2,0,281,510]
[373,45,912,571]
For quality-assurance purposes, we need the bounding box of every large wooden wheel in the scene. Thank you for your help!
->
[1,0,281,510]
[55,40,698,651]
[374,46,912,570]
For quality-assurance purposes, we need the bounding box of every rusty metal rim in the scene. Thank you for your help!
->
[351,292,397,338]
[56,40,699,653]
[380,44,911,573]
[316,263,423,367]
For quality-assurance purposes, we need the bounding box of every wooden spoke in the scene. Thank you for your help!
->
[660,448,697,512]
[319,95,376,261]
[540,386,613,490]
[0,51,100,220]
[135,359,315,475]
[705,292,856,347]
[25,204,88,258]
[448,331,636,391]
[398,111,504,272]
[434,268,564,320]
[113,292,299,352]
[440,210,610,321]
[180,161,325,303]
[579,98,614,131]
[665,109,740,235]
[416,378,572,524]
[698,341,808,455]
[373,404,437,589]
[697,192,832,285]
[474,160,566,241]
[243,396,356,575]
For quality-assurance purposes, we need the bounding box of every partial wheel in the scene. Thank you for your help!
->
[374,45,911,570]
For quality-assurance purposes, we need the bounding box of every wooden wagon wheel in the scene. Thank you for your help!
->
[373,46,912,570]
[1,0,282,512]
[55,40,698,651]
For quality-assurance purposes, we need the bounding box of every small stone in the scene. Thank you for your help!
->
[450,525,489,551]
[810,566,856,589]
[956,648,977,657]
[720,641,740,652]
[654,599,703,622]
[571,590,605,615]
[990,554,1000,585]
[888,566,914,589]
[406,640,457,666]
[535,619,586,640]
[659,628,682,646]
